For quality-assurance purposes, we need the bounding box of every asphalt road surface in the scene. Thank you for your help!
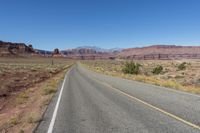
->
[35,63,200,133]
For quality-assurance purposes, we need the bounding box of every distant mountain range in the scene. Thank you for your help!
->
[1,40,200,59]
[75,46,123,52]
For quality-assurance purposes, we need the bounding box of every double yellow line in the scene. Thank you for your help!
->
[93,78,200,130]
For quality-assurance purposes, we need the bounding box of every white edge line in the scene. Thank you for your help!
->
[47,69,71,133]
[92,78,200,130]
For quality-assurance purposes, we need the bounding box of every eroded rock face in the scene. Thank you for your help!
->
[0,41,35,56]
[118,45,200,60]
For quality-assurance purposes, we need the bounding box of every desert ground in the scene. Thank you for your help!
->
[82,59,200,94]
[0,57,73,133]
[1,58,200,132]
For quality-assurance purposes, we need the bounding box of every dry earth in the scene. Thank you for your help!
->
[0,57,73,133]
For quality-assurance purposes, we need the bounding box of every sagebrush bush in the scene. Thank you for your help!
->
[178,62,187,70]
[152,65,163,74]
[122,61,141,74]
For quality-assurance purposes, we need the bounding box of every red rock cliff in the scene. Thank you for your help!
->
[0,41,34,56]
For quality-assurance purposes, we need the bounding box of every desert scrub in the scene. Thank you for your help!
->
[162,80,182,89]
[152,65,163,74]
[16,91,29,104]
[41,97,52,106]
[9,116,19,125]
[122,61,141,74]
[178,62,187,70]
[19,129,24,133]
[43,86,57,95]
[42,74,63,95]
[27,113,42,124]
[82,60,200,94]
[0,58,74,132]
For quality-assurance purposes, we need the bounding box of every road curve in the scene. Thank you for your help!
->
[35,63,200,133]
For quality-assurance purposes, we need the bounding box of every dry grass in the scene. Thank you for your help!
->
[26,112,42,124]
[0,57,72,98]
[82,59,200,94]
[0,57,74,133]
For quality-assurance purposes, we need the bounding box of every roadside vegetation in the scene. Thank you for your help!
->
[82,60,200,94]
[152,65,163,74]
[178,62,187,70]
[122,61,141,74]
[0,57,73,133]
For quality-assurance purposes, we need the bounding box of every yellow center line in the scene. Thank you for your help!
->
[93,78,200,130]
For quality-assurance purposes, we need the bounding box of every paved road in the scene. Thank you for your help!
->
[35,63,200,133]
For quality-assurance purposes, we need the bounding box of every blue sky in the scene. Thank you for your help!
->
[0,0,200,50]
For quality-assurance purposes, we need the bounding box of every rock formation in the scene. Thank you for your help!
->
[53,48,60,54]
[118,45,200,60]
[1,41,200,60]
[0,41,35,56]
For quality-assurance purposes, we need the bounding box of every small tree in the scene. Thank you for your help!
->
[152,65,163,74]
[178,62,187,70]
[122,61,141,74]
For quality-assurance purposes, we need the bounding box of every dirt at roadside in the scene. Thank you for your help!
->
[0,67,70,133]
[0,57,73,133]
[0,66,62,111]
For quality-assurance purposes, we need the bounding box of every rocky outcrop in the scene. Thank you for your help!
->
[0,41,35,56]
[0,41,115,59]
[52,48,63,57]
[118,45,200,60]
[2,41,199,60]
[53,48,60,54]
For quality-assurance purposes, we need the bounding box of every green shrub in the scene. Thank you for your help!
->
[152,65,163,74]
[122,61,141,74]
[178,62,187,70]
